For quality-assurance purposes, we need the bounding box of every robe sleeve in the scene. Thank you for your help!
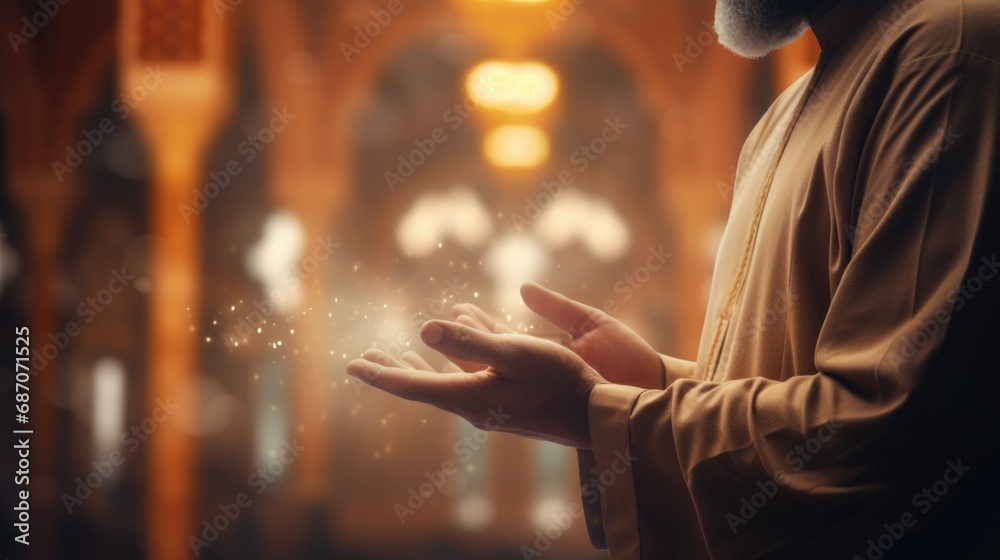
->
[580,51,1000,559]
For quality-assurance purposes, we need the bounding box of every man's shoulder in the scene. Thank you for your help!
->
[876,0,1000,67]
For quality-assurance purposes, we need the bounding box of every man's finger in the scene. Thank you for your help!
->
[401,350,468,374]
[520,282,603,336]
[420,320,508,366]
[400,350,434,370]
[452,303,515,334]
[455,314,487,331]
[346,359,480,404]
[362,348,409,369]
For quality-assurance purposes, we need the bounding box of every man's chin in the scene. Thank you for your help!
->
[715,23,808,59]
[713,0,810,59]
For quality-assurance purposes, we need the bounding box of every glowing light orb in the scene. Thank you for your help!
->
[465,61,558,114]
[396,186,493,257]
[483,125,550,168]
[484,234,550,313]
[245,210,305,312]
[533,188,630,261]
[455,495,495,531]
[92,357,126,457]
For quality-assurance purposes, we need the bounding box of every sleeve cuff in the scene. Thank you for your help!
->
[579,383,645,558]
[577,450,607,549]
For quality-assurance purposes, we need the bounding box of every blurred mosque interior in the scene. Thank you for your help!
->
[0,0,819,558]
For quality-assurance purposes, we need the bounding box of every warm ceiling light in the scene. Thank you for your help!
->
[483,125,550,168]
[474,0,551,4]
[466,61,559,114]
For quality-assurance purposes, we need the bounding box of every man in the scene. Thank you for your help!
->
[348,0,1000,557]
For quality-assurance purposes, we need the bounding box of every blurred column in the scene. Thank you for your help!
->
[0,2,116,558]
[250,0,354,501]
[119,0,232,558]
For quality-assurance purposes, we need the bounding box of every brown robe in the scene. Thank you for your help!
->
[579,0,1000,557]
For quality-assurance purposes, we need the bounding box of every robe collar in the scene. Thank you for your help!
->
[808,0,893,51]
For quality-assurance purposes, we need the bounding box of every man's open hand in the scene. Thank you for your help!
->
[346,319,607,449]
[454,283,666,389]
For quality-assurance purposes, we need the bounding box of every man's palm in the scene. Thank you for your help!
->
[452,283,664,390]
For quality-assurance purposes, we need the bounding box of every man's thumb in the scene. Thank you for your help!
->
[420,320,506,366]
[520,282,603,335]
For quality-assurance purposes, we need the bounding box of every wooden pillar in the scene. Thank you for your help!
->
[6,169,76,560]
[0,2,116,557]
[249,0,355,500]
[145,149,203,560]
[119,0,232,558]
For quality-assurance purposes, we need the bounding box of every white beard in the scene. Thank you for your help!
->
[714,0,811,59]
